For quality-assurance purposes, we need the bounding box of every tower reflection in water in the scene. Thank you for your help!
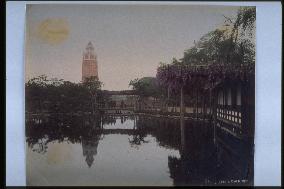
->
[82,136,100,167]
[81,115,102,168]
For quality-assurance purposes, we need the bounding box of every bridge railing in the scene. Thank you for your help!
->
[99,107,134,110]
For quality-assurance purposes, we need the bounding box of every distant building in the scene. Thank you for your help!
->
[82,41,98,82]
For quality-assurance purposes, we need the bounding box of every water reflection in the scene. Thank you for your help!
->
[82,135,100,167]
[168,120,218,186]
[26,114,252,186]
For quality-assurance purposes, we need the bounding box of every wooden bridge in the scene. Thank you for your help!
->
[99,129,140,135]
[99,107,135,115]
[99,107,134,111]
[102,90,138,95]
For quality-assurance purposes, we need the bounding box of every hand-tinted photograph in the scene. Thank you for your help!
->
[25,3,255,186]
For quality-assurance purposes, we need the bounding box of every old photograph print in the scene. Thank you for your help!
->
[25,4,255,186]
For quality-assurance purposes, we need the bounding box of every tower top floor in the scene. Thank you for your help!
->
[83,41,96,60]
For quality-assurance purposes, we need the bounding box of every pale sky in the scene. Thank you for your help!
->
[25,4,240,90]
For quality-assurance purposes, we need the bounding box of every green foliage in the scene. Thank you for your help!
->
[129,77,165,97]
[82,76,103,94]
[25,75,104,113]
[234,7,256,37]
[182,7,255,65]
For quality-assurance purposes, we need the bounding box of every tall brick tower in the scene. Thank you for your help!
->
[82,41,98,82]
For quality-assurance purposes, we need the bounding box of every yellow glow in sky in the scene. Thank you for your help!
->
[37,18,69,45]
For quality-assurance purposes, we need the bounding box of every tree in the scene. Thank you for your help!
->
[26,75,49,113]
[26,75,102,114]
[82,76,103,115]
[129,77,162,97]
[129,77,166,111]
[181,7,255,66]
[224,7,256,64]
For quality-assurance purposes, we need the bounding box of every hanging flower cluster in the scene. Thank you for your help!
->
[207,62,255,83]
[156,62,254,93]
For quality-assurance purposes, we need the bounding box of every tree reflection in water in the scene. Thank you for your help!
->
[26,114,252,185]
[128,117,149,149]
[168,120,218,186]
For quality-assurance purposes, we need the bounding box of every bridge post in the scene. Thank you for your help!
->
[180,86,186,153]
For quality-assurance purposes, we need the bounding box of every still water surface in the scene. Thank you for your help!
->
[26,114,247,186]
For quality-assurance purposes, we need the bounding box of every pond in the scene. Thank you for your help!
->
[26,114,251,186]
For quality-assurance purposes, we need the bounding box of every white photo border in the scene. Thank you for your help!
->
[6,1,282,186]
